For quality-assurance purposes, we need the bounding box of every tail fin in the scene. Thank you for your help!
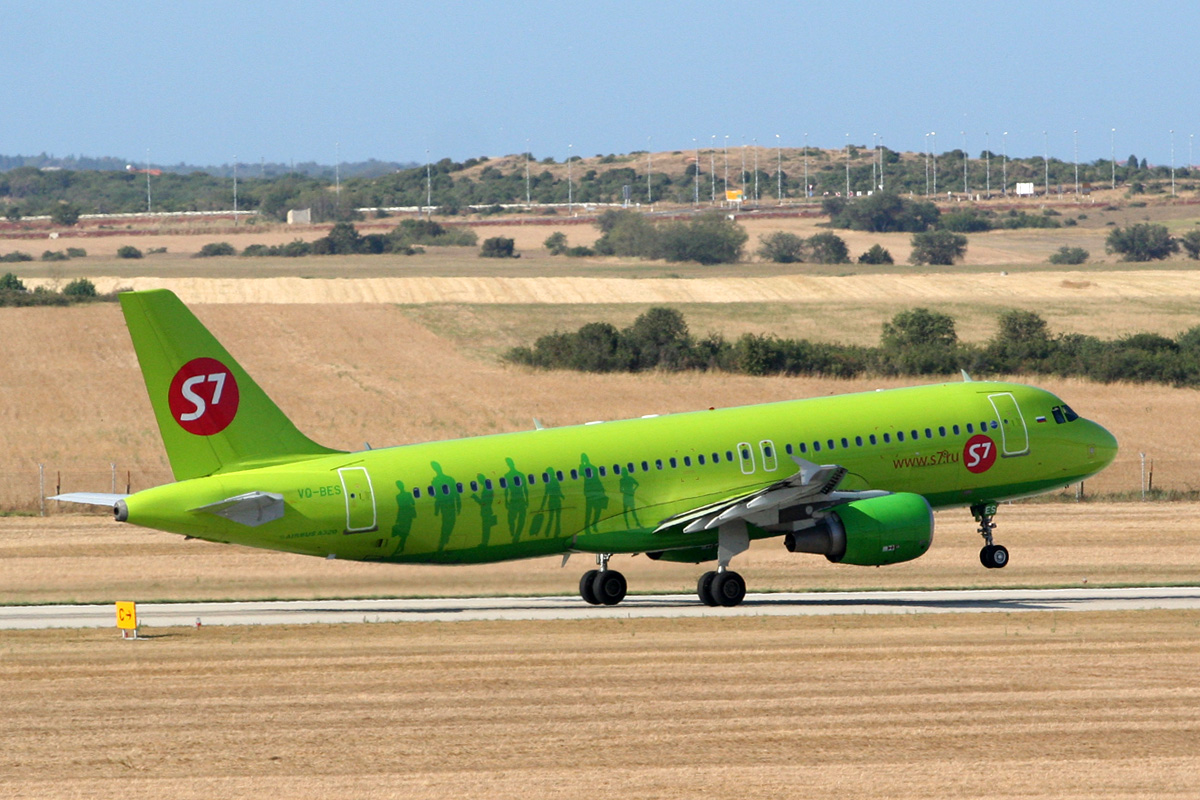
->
[120,289,341,481]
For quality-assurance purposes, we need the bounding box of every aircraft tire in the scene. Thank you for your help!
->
[580,570,601,604]
[592,570,627,606]
[711,571,747,607]
[980,545,1009,569]
[697,571,719,606]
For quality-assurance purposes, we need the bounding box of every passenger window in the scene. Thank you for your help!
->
[542,472,550,483]
[855,436,863,446]
[584,468,592,479]
[869,434,877,445]
[427,486,434,496]
[925,428,933,439]
[683,456,692,467]
[785,443,794,455]
[841,438,849,448]
[456,482,463,493]
[966,424,974,433]
[441,484,450,495]
[556,471,564,481]
[669,457,677,468]
[911,430,919,440]
[938,426,946,437]
[813,441,821,452]
[725,450,734,461]
[598,467,606,477]
[413,488,421,498]
[897,431,905,442]
[527,474,536,485]
[799,442,808,453]
[570,469,578,480]
[827,439,835,450]
[641,461,649,472]
[470,481,478,492]
[514,476,522,487]
[953,424,960,435]
[485,479,494,490]
[612,465,621,475]
[656,459,663,470]
[698,454,706,465]
[883,433,891,443]
[711,453,720,463]
[626,463,635,473]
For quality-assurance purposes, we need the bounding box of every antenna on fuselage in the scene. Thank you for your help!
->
[961,370,973,382]
[533,418,545,430]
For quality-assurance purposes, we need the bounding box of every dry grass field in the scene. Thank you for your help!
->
[2,611,1198,799]
[2,501,1199,605]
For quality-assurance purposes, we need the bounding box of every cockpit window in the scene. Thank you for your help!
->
[1052,406,1066,424]
[1062,405,1079,422]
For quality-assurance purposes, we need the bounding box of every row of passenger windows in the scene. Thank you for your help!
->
[787,419,999,455]
[409,418,1002,499]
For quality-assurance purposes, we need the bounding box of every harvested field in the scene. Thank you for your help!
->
[2,501,1199,605]
[2,611,1198,799]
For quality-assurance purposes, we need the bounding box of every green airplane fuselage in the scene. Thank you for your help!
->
[122,380,1117,564]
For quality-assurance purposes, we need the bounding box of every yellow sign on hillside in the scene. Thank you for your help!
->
[116,601,138,638]
[726,190,743,202]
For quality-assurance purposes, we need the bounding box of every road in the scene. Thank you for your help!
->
[2,586,1198,630]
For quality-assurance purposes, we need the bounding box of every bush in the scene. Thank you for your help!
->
[480,236,518,258]
[940,210,992,233]
[40,250,69,262]
[4,206,20,221]
[857,244,894,264]
[391,218,477,247]
[241,244,272,257]
[544,231,568,254]
[657,214,747,265]
[1179,230,1200,260]
[0,272,26,291]
[564,245,595,257]
[117,245,143,259]
[1105,223,1179,261]
[0,251,33,263]
[1048,246,1089,265]
[65,247,87,258]
[50,203,81,226]
[757,231,807,263]
[909,230,968,265]
[62,278,97,298]
[806,232,850,264]
[195,242,237,258]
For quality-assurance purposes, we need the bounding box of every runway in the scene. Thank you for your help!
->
[2,586,1199,629]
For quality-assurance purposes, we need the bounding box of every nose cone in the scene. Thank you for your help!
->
[1085,419,1119,474]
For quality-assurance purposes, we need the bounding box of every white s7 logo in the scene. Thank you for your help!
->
[966,441,992,468]
[179,373,227,421]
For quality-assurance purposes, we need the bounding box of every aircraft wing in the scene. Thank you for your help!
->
[49,492,128,508]
[654,457,886,535]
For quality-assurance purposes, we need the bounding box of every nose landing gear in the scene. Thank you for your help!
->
[972,502,1009,569]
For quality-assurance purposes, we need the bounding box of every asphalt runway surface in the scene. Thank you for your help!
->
[2,586,1199,629]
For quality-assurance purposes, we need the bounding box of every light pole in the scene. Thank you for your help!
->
[1111,128,1116,191]
[924,133,930,196]
[525,139,530,206]
[723,135,729,199]
[1170,129,1176,196]
[932,132,937,196]
[878,136,884,191]
[334,141,340,211]
[740,139,746,201]
[845,133,850,197]
[872,132,877,191]
[776,133,782,203]
[567,144,573,213]
[425,149,431,218]
[232,155,238,225]
[753,138,758,203]
[145,148,152,214]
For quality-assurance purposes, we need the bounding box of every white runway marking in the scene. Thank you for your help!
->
[2,586,1199,629]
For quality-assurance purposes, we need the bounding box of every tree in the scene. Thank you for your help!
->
[1105,223,1178,262]
[622,307,692,369]
[1179,230,1200,260]
[857,244,893,264]
[117,245,143,259]
[480,236,518,258]
[881,308,958,349]
[909,230,967,265]
[1048,246,1089,265]
[196,242,237,258]
[825,192,939,233]
[656,213,747,265]
[0,272,26,291]
[757,231,807,263]
[544,231,568,255]
[806,232,850,264]
[986,309,1053,371]
[592,210,659,257]
[50,203,81,226]
[4,206,20,221]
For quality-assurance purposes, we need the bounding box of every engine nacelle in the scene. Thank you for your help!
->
[783,492,934,567]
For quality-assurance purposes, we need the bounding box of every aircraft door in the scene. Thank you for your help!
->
[338,466,378,532]
[988,393,1030,457]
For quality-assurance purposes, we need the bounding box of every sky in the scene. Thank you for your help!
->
[5,1,1199,169]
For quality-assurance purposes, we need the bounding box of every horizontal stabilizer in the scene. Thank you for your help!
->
[191,491,285,527]
[48,492,128,508]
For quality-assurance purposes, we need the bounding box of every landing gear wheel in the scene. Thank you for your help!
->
[591,570,627,606]
[580,569,601,604]
[711,571,747,607]
[980,544,1009,569]
[697,571,719,606]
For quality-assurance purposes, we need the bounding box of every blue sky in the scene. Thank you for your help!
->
[6,1,1198,168]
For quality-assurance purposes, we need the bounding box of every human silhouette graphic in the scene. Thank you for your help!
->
[538,467,563,538]
[469,472,496,547]
[580,453,609,532]
[619,469,642,529]
[430,461,461,551]
[503,457,528,542]
[391,480,417,551]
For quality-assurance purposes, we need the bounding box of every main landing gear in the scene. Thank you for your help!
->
[972,502,1009,570]
[698,519,751,607]
[579,553,627,606]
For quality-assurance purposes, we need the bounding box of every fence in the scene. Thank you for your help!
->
[2,453,1195,515]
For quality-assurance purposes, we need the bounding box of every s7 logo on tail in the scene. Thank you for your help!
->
[168,357,240,435]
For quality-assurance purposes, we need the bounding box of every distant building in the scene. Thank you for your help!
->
[287,208,312,225]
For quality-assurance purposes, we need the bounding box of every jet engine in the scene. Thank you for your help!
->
[783,492,933,567]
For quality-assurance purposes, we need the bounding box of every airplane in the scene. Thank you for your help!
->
[54,289,1118,607]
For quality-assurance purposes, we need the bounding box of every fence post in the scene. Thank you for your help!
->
[1140,452,1147,501]
[111,462,116,494]
[39,464,46,516]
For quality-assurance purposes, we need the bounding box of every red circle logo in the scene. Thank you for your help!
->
[167,357,240,436]
[963,434,997,474]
